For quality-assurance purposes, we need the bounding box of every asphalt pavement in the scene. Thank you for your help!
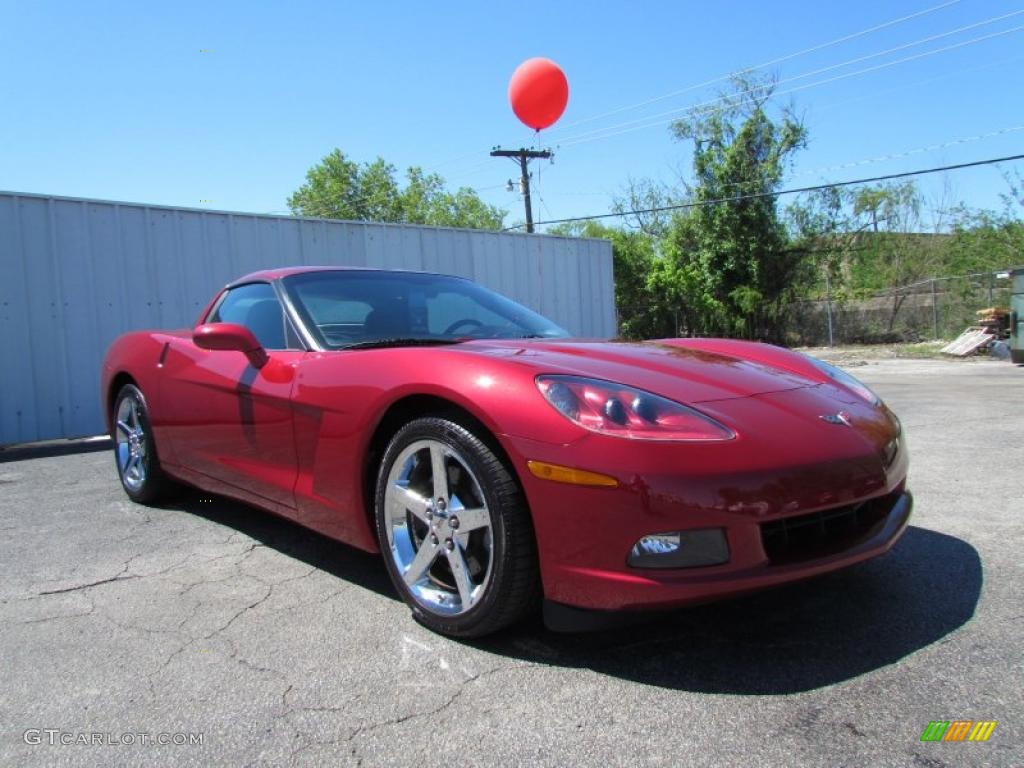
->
[0,357,1021,767]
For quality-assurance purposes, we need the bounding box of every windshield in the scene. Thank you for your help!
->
[282,270,569,350]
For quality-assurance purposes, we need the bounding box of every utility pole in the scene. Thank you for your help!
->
[824,270,834,347]
[490,147,551,233]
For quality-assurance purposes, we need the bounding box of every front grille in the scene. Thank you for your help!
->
[760,492,895,565]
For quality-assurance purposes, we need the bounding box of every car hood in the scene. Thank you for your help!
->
[462,339,817,404]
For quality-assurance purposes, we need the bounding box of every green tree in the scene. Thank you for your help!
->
[785,185,847,299]
[946,172,1024,275]
[947,209,1024,274]
[845,182,945,331]
[787,181,941,334]
[288,149,506,230]
[662,74,810,340]
[547,220,672,339]
[611,177,677,240]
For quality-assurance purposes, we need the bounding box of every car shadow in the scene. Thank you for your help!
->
[166,487,398,601]
[480,525,983,694]
[166,488,981,695]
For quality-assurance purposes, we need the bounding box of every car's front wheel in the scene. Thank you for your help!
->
[375,417,539,637]
[112,383,176,504]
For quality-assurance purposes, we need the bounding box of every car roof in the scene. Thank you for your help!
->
[229,265,459,286]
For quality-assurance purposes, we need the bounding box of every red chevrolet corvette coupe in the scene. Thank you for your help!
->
[102,266,910,637]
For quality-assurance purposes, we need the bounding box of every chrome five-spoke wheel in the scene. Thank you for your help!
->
[116,393,148,492]
[384,439,493,615]
[111,383,175,504]
[375,417,539,637]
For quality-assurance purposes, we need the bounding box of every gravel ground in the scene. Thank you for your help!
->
[0,357,1021,767]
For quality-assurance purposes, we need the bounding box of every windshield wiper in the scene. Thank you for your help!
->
[341,337,464,351]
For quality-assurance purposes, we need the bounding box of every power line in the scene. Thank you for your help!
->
[445,158,504,183]
[809,49,1024,115]
[504,153,1024,231]
[549,0,963,134]
[434,9,1022,189]
[437,11,1024,193]
[556,24,1024,149]
[429,1,964,176]
[422,149,492,176]
[791,125,1024,178]
[456,63,1018,196]
[556,16,1024,148]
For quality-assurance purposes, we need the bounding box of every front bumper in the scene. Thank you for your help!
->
[504,415,911,613]
[547,490,911,618]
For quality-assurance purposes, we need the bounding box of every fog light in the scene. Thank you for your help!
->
[632,533,680,556]
[628,528,729,569]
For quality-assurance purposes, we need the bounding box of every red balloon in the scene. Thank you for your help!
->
[508,58,569,131]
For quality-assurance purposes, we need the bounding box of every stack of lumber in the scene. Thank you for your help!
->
[975,307,1011,338]
[941,307,1011,357]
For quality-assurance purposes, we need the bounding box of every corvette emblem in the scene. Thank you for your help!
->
[820,412,853,426]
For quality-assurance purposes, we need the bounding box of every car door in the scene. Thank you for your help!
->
[160,281,301,508]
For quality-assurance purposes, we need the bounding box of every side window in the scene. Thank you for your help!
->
[209,283,288,350]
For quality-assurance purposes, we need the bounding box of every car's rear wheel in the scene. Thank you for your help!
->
[112,383,176,504]
[375,417,539,637]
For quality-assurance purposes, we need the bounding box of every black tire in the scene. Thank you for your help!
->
[375,416,540,638]
[112,383,177,505]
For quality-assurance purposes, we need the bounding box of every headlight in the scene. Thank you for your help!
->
[806,356,882,406]
[536,375,735,441]
[882,414,902,468]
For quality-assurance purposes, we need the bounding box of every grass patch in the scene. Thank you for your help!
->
[796,340,953,363]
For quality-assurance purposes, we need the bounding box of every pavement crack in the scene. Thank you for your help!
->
[32,549,199,596]
[209,585,274,638]
[350,664,524,739]
[36,562,135,595]
[98,612,186,638]
[146,566,316,686]
[843,721,867,737]
[20,597,96,625]
[286,665,527,762]
[208,563,315,641]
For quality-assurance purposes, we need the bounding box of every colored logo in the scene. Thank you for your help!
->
[920,721,997,742]
[820,411,853,427]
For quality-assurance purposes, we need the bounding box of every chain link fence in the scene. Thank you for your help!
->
[783,271,1014,347]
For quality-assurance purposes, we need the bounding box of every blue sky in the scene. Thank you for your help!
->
[2,0,1022,230]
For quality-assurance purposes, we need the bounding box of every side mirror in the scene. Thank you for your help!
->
[193,323,268,368]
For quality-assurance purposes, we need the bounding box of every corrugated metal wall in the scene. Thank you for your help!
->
[0,191,615,445]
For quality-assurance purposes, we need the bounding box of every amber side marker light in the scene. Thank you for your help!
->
[526,460,619,488]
